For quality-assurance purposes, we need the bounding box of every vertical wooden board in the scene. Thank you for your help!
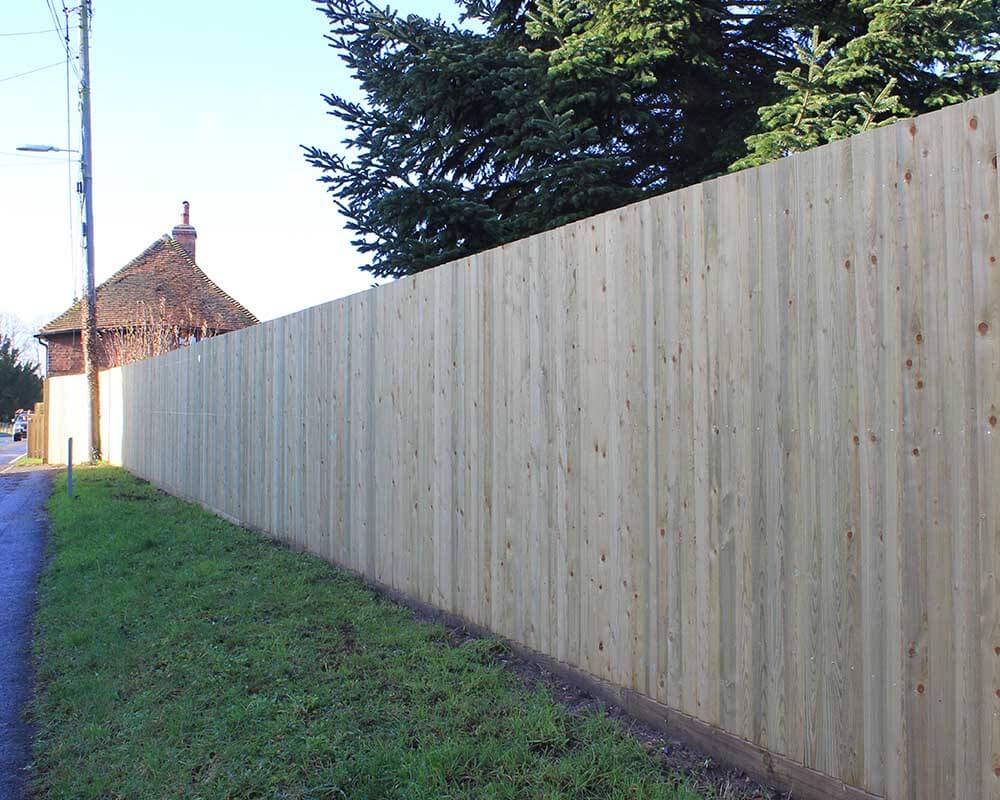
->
[768,157,795,759]
[477,249,495,632]
[786,150,824,766]
[656,193,691,709]
[538,229,560,658]
[876,120,915,797]
[685,181,711,719]
[401,276,421,598]
[604,209,626,686]
[917,104,951,799]
[850,125,885,794]
[379,289,394,584]
[726,168,757,741]
[894,112,930,800]
[455,257,475,622]
[713,174,737,737]
[336,297,352,567]
[432,266,454,610]
[321,303,336,563]
[514,238,534,648]
[605,203,649,693]
[560,224,582,670]
[370,292,387,583]
[942,100,983,800]
[699,181,722,726]
[778,153,806,766]
[494,247,513,640]
[357,293,374,574]
[272,317,287,543]
[915,105,955,800]
[348,294,364,572]
[525,235,548,653]
[578,212,612,679]
[760,159,788,755]
[450,263,466,617]
[834,136,863,786]
[291,310,307,549]
[872,116,907,799]
[730,168,760,744]
[976,92,1000,800]
[638,198,657,702]
[505,248,526,640]
[812,140,851,778]
[748,164,770,748]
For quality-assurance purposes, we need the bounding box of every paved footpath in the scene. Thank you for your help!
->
[0,470,50,800]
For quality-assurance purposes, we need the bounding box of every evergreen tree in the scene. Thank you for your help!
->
[304,0,800,277]
[0,333,42,422]
[305,0,998,277]
[736,1,999,170]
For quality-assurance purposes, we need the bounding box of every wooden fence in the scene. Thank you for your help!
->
[70,93,999,800]
[26,399,47,461]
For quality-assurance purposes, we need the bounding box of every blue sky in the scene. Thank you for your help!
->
[1,0,460,335]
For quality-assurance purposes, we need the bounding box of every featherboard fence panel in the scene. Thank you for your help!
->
[56,93,999,800]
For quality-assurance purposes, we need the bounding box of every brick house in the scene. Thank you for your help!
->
[37,203,257,377]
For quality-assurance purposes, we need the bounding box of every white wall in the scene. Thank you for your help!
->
[46,367,124,465]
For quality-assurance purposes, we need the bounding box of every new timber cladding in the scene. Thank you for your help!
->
[113,93,1000,800]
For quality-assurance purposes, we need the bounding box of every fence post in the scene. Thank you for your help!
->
[67,438,73,498]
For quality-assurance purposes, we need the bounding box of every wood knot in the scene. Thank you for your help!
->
[912,448,920,456]
[844,259,851,271]
[909,124,917,138]
[846,530,854,541]
[979,321,990,336]
[598,641,604,651]
[916,379,924,390]
[905,359,913,369]
[970,117,979,130]
[915,333,923,344]
[990,415,998,428]
[908,643,917,657]
[917,683,925,695]
[853,435,860,446]
[904,170,912,183]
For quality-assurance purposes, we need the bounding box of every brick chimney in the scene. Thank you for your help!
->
[172,200,197,260]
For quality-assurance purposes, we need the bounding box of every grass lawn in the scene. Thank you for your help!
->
[31,466,707,800]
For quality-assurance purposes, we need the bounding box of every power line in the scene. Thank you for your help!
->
[63,0,79,299]
[46,0,80,78]
[0,28,57,37]
[0,61,64,83]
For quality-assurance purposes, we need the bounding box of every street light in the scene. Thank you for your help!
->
[17,0,99,462]
[16,144,79,153]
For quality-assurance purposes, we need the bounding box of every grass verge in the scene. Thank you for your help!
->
[31,466,706,800]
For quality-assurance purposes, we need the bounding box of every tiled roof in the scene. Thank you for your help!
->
[39,236,258,335]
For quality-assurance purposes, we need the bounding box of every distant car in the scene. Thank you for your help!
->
[12,413,27,442]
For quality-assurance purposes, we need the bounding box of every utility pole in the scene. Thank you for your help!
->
[80,0,101,461]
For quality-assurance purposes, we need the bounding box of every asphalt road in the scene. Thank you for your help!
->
[0,436,26,473]
[0,467,49,800]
